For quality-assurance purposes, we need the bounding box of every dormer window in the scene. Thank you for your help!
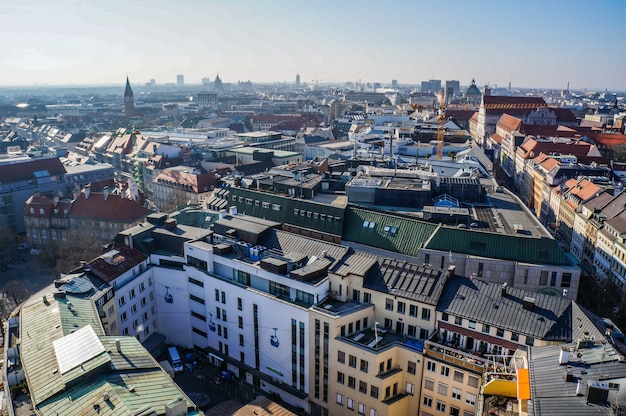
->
[30,207,34,214]
[39,208,44,215]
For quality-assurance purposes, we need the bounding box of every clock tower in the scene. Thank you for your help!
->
[124,76,135,118]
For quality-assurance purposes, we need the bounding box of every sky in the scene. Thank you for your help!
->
[1,0,625,91]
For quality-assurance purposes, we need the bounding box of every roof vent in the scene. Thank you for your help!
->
[116,340,121,353]
[501,282,507,297]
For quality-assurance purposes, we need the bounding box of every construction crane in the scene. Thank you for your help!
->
[436,89,446,160]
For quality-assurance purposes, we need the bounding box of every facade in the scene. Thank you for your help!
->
[24,186,150,248]
[153,165,223,212]
[0,158,67,232]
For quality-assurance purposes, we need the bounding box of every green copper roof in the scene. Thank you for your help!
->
[424,227,573,266]
[343,206,438,256]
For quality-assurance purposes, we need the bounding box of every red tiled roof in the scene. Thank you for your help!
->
[445,109,476,121]
[68,191,150,222]
[516,139,595,159]
[586,132,626,146]
[483,96,547,106]
[490,133,503,145]
[0,158,66,183]
[550,107,578,123]
[86,245,148,283]
[497,114,522,132]
[539,157,560,172]
[155,167,220,193]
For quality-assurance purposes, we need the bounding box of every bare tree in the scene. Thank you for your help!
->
[3,280,34,306]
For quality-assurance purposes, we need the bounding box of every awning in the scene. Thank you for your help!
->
[209,353,224,362]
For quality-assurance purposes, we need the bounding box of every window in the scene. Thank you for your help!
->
[238,316,243,329]
[221,291,226,304]
[511,332,519,341]
[120,312,127,322]
[406,382,415,395]
[191,311,206,321]
[452,387,462,400]
[272,203,281,211]
[262,201,270,209]
[188,277,204,287]
[407,360,416,374]
[455,316,462,325]
[436,401,446,413]
[449,406,460,416]
[337,371,345,384]
[422,308,431,321]
[540,270,548,285]
[360,359,368,373]
[440,365,450,377]
[453,371,464,383]
[561,273,572,287]
[407,325,417,338]
[468,320,476,330]
[363,292,371,303]
[215,289,220,301]
[347,398,354,410]
[423,378,434,391]
[338,351,345,364]
[409,304,418,317]
[237,297,242,310]
[358,403,366,415]
[468,376,479,388]
[551,271,557,286]
[359,380,367,394]
[239,334,244,346]
[385,298,393,310]
[423,396,433,408]
[496,327,504,337]
[427,361,436,372]
[438,383,448,396]
[336,393,344,405]
[465,392,476,406]
[525,336,535,346]
[349,355,357,368]
[370,385,379,399]
[442,312,449,321]
[370,409,378,416]
[348,376,356,389]
[477,262,484,278]
[397,301,405,314]
[118,296,126,306]
[482,324,490,333]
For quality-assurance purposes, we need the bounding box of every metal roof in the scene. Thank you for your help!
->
[364,258,446,305]
[527,343,626,416]
[343,206,438,257]
[19,294,198,416]
[424,228,574,266]
[437,276,572,340]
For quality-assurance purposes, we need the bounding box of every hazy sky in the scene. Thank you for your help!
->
[1,0,625,90]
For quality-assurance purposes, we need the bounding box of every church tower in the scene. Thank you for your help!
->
[214,73,223,91]
[124,76,135,117]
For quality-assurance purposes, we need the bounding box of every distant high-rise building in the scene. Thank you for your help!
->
[149,78,156,86]
[176,74,184,87]
[124,76,135,118]
[445,80,460,98]
[421,79,442,93]
[295,73,300,87]
[214,73,223,91]
[391,79,398,89]
[202,77,211,87]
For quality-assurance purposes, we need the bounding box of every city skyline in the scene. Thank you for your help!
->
[1,0,626,91]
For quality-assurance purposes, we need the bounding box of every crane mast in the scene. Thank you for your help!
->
[436,90,446,160]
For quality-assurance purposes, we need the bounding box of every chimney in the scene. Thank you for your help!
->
[84,184,91,199]
[53,196,59,207]
[103,186,109,201]
[116,340,121,353]
[229,206,237,215]
[446,265,456,279]
[523,296,536,310]
[501,282,507,297]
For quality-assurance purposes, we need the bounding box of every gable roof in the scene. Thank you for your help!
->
[0,157,66,183]
[68,191,150,222]
[497,114,523,132]
[438,276,572,340]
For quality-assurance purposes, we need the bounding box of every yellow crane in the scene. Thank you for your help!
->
[436,90,446,160]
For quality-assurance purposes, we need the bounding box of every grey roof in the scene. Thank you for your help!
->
[528,342,626,416]
[437,276,572,340]
[260,229,350,269]
[599,190,626,219]
[364,257,446,306]
[19,294,199,416]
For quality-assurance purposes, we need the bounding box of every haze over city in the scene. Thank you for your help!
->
[2,0,625,91]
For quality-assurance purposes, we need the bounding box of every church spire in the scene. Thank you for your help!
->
[124,76,135,118]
